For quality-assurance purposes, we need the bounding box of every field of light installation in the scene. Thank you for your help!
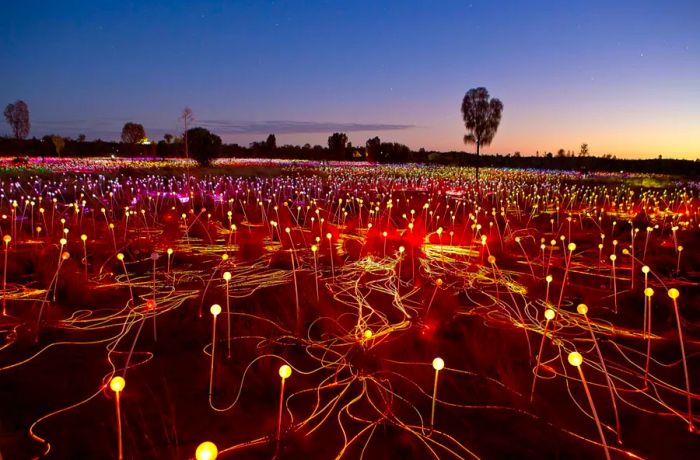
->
[0,157,698,460]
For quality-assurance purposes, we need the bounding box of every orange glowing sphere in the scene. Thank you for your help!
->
[195,441,218,460]
[567,352,583,367]
[644,287,654,297]
[668,288,679,300]
[110,376,125,393]
[432,357,445,371]
[436,278,443,286]
[544,308,556,320]
[576,304,588,315]
[210,304,221,316]
[279,364,292,379]
[61,252,70,260]
[514,236,521,243]
[2,235,10,244]
[146,299,156,310]
[223,272,232,282]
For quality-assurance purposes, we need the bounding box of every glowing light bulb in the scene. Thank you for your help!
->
[432,357,445,371]
[110,376,125,393]
[546,275,552,283]
[544,308,556,320]
[117,253,124,261]
[668,288,679,299]
[80,234,87,241]
[60,238,67,245]
[577,303,588,315]
[2,235,10,244]
[568,352,583,367]
[167,248,173,255]
[641,265,650,274]
[364,329,373,339]
[279,364,292,379]
[568,242,576,251]
[223,272,231,281]
[195,441,218,460]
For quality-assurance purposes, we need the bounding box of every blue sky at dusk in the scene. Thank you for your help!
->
[2,0,699,158]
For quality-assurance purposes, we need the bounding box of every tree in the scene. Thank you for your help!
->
[51,135,65,157]
[4,100,30,140]
[180,107,194,158]
[121,122,146,144]
[460,87,503,184]
[187,127,222,167]
[164,133,173,144]
[365,136,381,162]
[266,134,277,149]
[328,132,348,153]
[579,143,589,157]
[557,148,566,158]
[77,133,86,142]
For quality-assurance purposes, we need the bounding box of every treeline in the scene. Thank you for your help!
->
[0,135,698,177]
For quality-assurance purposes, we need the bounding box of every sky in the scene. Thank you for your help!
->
[1,0,699,159]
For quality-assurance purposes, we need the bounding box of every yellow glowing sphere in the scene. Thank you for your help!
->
[210,304,221,316]
[382,231,388,237]
[668,288,679,300]
[622,248,629,255]
[326,232,332,240]
[678,245,683,252]
[2,235,10,244]
[279,364,292,379]
[487,255,496,264]
[80,234,87,241]
[167,248,173,255]
[285,227,291,233]
[546,275,553,283]
[644,287,654,297]
[641,265,650,274]
[221,254,229,261]
[609,254,617,262]
[399,246,405,253]
[311,244,317,253]
[195,441,218,460]
[117,253,124,261]
[432,357,445,371]
[60,238,67,245]
[364,329,373,339]
[567,352,583,367]
[436,278,443,286]
[544,309,556,320]
[223,271,231,282]
[110,376,125,393]
[577,304,588,315]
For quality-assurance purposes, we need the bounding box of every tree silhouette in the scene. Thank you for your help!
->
[328,132,348,153]
[121,122,146,144]
[4,100,30,140]
[187,127,222,167]
[77,134,86,142]
[579,143,589,157]
[461,87,503,184]
[365,136,381,162]
[266,134,277,149]
[180,107,194,158]
[164,133,173,144]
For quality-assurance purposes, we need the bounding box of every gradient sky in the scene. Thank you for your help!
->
[2,0,699,158]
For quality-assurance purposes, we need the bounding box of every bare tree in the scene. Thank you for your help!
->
[579,143,589,157]
[51,135,65,157]
[180,107,194,158]
[4,100,30,140]
[461,87,503,184]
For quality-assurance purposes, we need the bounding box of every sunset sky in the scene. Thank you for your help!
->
[2,0,699,158]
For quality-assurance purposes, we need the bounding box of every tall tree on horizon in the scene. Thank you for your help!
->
[4,100,30,140]
[461,87,503,185]
[180,107,194,158]
[121,122,146,144]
